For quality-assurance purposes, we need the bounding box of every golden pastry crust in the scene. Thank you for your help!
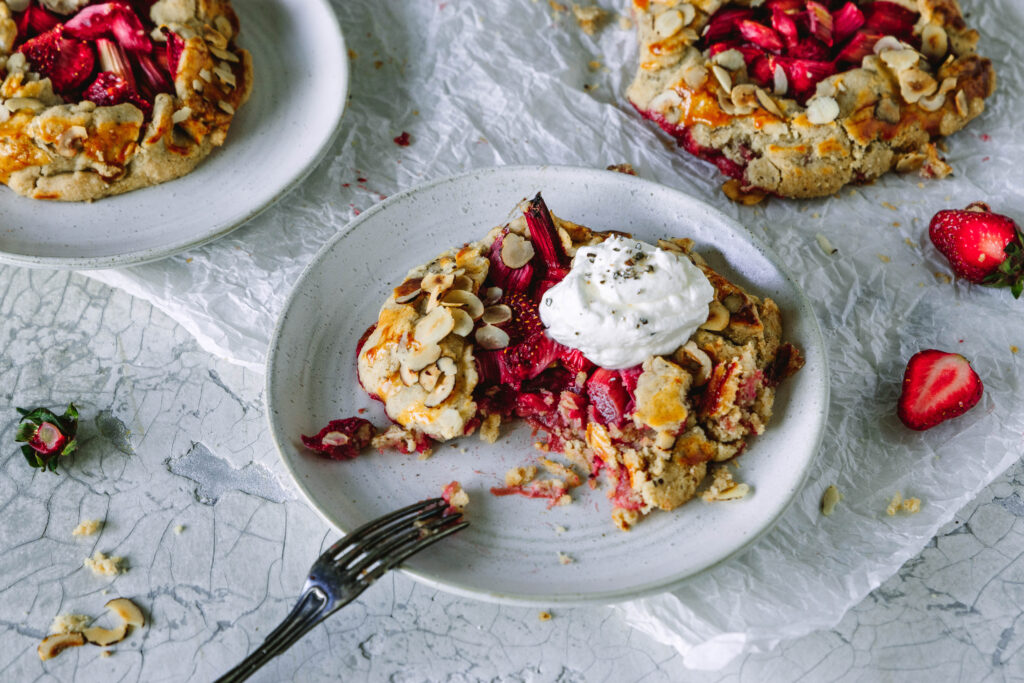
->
[627,0,996,199]
[0,0,252,201]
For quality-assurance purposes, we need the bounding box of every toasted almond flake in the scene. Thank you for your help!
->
[404,342,441,371]
[453,274,474,291]
[500,232,535,268]
[805,96,840,124]
[82,623,128,647]
[898,68,937,104]
[483,286,502,304]
[4,97,44,113]
[200,68,212,82]
[105,598,144,628]
[482,304,512,325]
[442,289,484,319]
[815,233,838,255]
[192,79,204,92]
[394,278,423,304]
[712,48,744,72]
[475,325,510,350]
[399,363,419,386]
[38,633,84,661]
[921,24,947,61]
[880,48,920,73]
[218,100,235,114]
[203,27,228,49]
[699,300,729,331]
[424,373,456,407]
[210,46,239,63]
[678,341,712,385]
[873,36,909,54]
[414,306,455,345]
[821,485,842,516]
[437,356,457,375]
[754,87,783,117]
[653,9,684,38]
[772,65,787,96]
[954,89,968,116]
[450,308,474,337]
[682,63,707,89]
[171,106,192,124]
[419,364,441,392]
[918,92,946,112]
[711,64,732,92]
[214,15,234,39]
[214,64,236,88]
[6,52,25,71]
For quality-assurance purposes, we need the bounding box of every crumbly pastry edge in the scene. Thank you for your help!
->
[0,0,253,201]
[627,0,997,199]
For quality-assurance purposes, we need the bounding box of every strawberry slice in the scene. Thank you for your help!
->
[560,347,594,376]
[65,1,152,53]
[835,29,884,65]
[862,1,917,42]
[301,418,377,460]
[831,2,865,43]
[805,1,834,46]
[738,20,784,53]
[788,36,830,61]
[778,57,836,101]
[929,202,1024,297]
[897,350,983,431]
[498,333,562,386]
[19,27,95,94]
[14,6,61,44]
[701,7,755,44]
[586,368,631,426]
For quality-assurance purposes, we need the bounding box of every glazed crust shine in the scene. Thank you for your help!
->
[0,0,252,201]
[627,0,996,200]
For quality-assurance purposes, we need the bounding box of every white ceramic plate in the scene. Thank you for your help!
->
[267,166,829,605]
[0,0,348,269]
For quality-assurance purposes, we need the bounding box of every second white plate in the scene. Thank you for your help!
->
[0,0,348,269]
[267,166,829,605]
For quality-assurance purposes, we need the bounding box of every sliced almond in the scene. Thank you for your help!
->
[414,307,455,345]
[880,49,920,73]
[500,232,535,269]
[424,373,456,408]
[712,48,744,72]
[920,24,947,61]
[754,88,783,117]
[722,293,746,313]
[404,342,442,372]
[898,68,937,104]
[918,92,947,112]
[421,272,455,296]
[210,46,240,63]
[82,623,128,647]
[711,64,732,93]
[38,633,85,661]
[437,356,457,375]
[399,363,419,386]
[393,278,423,304]
[699,300,730,331]
[772,65,787,97]
[419,364,441,392]
[873,36,909,55]
[453,274,474,291]
[483,286,503,304]
[481,304,512,325]
[678,341,712,385]
[105,598,144,628]
[730,84,759,112]
[171,107,192,124]
[805,96,840,124]
[954,89,968,116]
[4,97,44,113]
[678,3,695,26]
[475,325,510,350]
[653,9,684,39]
[450,308,474,337]
[442,289,484,320]
[682,63,707,89]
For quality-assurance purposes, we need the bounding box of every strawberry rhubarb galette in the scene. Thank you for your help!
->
[305,195,804,530]
[0,0,252,200]
[627,0,996,201]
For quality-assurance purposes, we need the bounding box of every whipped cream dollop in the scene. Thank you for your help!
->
[539,236,715,369]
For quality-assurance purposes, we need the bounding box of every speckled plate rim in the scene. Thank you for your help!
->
[0,0,349,270]
[265,165,830,606]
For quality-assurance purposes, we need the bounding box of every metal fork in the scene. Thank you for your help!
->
[215,497,468,682]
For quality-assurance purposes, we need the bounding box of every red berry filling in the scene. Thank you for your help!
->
[11,0,182,116]
[701,0,919,104]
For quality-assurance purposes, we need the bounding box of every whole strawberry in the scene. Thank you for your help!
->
[929,202,1024,298]
[15,403,80,472]
[897,350,983,431]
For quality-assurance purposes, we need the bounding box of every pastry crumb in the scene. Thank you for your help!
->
[702,466,750,502]
[1010,345,1019,354]
[881,201,899,211]
[50,614,90,635]
[84,552,124,577]
[934,271,952,283]
[505,465,538,487]
[173,525,185,535]
[72,519,102,537]
[902,497,921,514]
[572,4,607,35]
[557,552,574,565]
[606,163,636,176]
[101,651,113,658]
[442,481,469,512]
[886,492,921,516]
[539,611,553,621]
[821,485,843,517]
[479,414,501,443]
[877,254,891,263]
[554,525,567,534]
[815,233,837,255]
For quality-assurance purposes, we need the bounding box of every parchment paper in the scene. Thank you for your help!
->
[85,0,1024,669]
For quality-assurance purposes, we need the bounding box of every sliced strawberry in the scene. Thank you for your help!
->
[14,6,61,43]
[65,2,151,53]
[862,1,917,42]
[805,1,834,46]
[771,7,799,49]
[498,333,562,386]
[897,350,983,431]
[748,54,775,88]
[162,27,185,79]
[586,368,631,426]
[835,30,884,65]
[618,364,644,396]
[498,291,545,345]
[522,194,569,275]
[929,202,1024,295]
[831,2,865,43]
[560,347,594,377]
[19,27,96,94]
[83,71,150,114]
[301,417,376,460]
[778,57,836,100]
[701,7,755,44]
[738,20,784,53]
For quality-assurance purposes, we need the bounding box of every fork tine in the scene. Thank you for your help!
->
[360,520,470,584]
[331,504,449,568]
[324,497,444,557]
[343,511,464,579]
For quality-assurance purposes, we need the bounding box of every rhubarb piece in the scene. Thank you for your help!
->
[771,6,799,48]
[498,333,563,387]
[522,194,569,274]
[897,350,983,431]
[788,36,830,61]
[15,5,62,42]
[700,7,755,45]
[83,71,150,113]
[64,1,151,53]
[162,27,185,79]
[805,1,834,46]
[738,20,783,53]
[488,231,535,293]
[862,1,917,42]
[834,29,883,65]
[301,418,376,460]
[135,53,172,97]
[586,368,630,426]
[831,2,865,43]
[18,27,95,93]
[929,202,1024,297]
[15,403,79,472]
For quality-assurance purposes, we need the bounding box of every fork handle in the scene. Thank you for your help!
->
[214,585,346,683]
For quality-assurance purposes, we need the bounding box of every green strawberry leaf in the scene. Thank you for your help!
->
[14,422,37,443]
[61,439,77,457]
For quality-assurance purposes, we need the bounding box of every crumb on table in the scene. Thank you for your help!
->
[72,519,102,537]
[83,552,124,577]
[821,485,843,517]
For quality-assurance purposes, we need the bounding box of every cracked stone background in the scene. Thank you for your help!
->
[3,266,1024,682]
